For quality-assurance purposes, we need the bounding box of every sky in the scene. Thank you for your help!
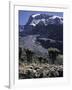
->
[19,10,63,25]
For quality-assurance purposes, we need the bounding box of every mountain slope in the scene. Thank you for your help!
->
[19,13,63,54]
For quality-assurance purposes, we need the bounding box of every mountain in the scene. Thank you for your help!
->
[19,14,63,54]
[27,14,63,26]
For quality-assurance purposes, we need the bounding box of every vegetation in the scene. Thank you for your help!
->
[19,47,63,79]
[48,48,60,64]
[38,57,43,64]
[19,47,22,59]
[55,55,63,65]
[19,63,63,79]
[25,49,34,63]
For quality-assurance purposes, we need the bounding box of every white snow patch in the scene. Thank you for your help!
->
[32,14,40,18]
[30,19,40,26]
[30,15,63,26]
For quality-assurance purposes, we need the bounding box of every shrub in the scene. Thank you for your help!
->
[25,49,34,63]
[38,57,43,64]
[55,55,63,65]
[48,47,60,64]
[19,47,22,59]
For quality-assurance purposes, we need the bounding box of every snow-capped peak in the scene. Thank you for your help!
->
[32,14,40,18]
[28,14,63,26]
[49,16,61,19]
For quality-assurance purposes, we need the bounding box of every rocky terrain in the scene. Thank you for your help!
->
[19,63,63,79]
